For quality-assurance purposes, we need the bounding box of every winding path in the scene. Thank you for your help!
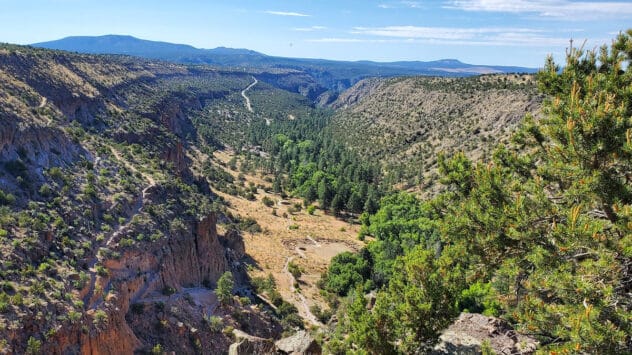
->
[283,256,322,326]
[241,76,258,113]
[82,147,157,309]
[106,147,156,247]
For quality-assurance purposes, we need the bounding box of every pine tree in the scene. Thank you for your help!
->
[216,271,234,305]
[339,31,632,353]
[318,178,333,210]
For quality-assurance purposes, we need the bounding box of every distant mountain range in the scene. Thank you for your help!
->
[33,35,538,92]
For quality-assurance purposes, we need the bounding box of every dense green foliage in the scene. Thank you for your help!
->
[216,271,235,305]
[324,32,632,353]
[322,251,371,296]
[266,132,382,215]
[239,106,384,215]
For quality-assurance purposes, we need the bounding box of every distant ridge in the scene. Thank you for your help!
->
[33,35,538,91]
[33,35,261,61]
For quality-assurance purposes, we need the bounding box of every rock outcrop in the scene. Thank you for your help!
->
[275,330,322,355]
[102,213,228,304]
[229,329,275,355]
[432,313,538,355]
[227,329,322,355]
[221,229,246,261]
[56,212,232,354]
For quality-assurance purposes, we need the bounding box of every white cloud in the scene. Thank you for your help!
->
[308,38,370,43]
[444,0,632,19]
[307,36,574,47]
[348,26,575,47]
[353,26,541,39]
[401,1,424,8]
[264,11,310,17]
[378,1,424,9]
[293,26,327,32]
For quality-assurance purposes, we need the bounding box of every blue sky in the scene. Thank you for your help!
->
[1,0,631,67]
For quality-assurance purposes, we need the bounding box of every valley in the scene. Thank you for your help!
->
[0,29,631,354]
[210,150,363,327]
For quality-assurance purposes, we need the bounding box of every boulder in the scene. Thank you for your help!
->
[432,313,538,355]
[275,330,321,355]
[228,329,275,355]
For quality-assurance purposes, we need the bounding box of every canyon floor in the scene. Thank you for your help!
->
[211,150,364,327]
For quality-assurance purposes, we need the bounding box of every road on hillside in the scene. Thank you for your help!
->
[241,76,258,113]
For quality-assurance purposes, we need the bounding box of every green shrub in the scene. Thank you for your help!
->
[151,344,163,355]
[39,184,52,197]
[93,310,108,328]
[306,205,316,215]
[288,262,302,279]
[161,286,176,296]
[25,337,41,355]
[222,325,235,337]
[0,190,16,205]
[207,315,223,332]
[216,271,234,305]
[262,196,275,207]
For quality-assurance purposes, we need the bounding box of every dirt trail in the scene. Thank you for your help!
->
[306,236,320,247]
[105,147,156,247]
[284,256,322,327]
[241,76,258,113]
[82,147,158,309]
[110,147,156,186]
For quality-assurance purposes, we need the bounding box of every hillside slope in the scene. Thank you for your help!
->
[330,75,542,190]
[0,44,287,353]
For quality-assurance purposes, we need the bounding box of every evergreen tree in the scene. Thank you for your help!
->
[331,193,345,215]
[334,32,632,353]
[304,182,318,203]
[347,191,364,214]
[272,174,282,193]
[363,187,380,214]
[216,271,234,305]
[318,178,334,210]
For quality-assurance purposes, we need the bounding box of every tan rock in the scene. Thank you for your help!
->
[228,329,275,355]
[275,330,321,355]
[432,313,538,355]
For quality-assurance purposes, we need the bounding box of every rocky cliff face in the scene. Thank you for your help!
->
[256,71,327,102]
[81,213,229,354]
[29,212,233,355]
[328,78,383,110]
[0,45,280,354]
[0,122,87,168]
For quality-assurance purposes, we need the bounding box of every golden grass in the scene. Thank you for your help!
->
[212,150,364,319]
